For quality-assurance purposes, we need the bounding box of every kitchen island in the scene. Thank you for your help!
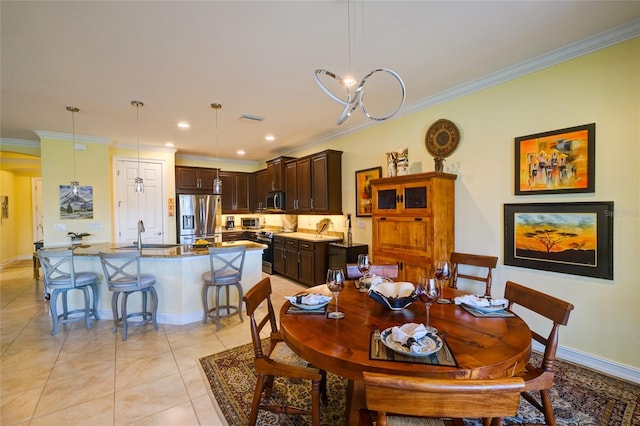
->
[62,241,266,325]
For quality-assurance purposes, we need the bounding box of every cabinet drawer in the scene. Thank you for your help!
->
[299,241,314,251]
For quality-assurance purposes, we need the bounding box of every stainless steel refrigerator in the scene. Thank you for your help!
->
[177,194,222,244]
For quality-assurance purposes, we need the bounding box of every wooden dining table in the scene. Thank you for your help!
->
[279,281,532,425]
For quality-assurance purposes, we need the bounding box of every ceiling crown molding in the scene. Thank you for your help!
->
[34,130,110,144]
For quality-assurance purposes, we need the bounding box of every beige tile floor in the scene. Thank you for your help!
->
[0,261,305,425]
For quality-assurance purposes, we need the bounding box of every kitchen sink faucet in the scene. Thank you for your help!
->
[137,220,145,250]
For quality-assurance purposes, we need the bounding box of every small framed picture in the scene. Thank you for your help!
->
[504,201,613,279]
[355,167,381,217]
[515,123,595,195]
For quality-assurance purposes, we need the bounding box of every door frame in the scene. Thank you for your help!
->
[112,155,168,244]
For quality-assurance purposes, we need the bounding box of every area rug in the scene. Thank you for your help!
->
[199,342,640,425]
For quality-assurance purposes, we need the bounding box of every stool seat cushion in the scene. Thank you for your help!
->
[109,273,156,291]
[202,270,241,286]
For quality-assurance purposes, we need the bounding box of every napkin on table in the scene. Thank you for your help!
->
[284,294,331,305]
[454,295,508,308]
[391,323,428,353]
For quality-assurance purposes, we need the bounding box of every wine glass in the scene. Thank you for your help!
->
[326,268,346,319]
[434,260,451,304]
[415,276,439,334]
[357,254,371,287]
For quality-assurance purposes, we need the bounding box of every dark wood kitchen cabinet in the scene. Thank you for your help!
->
[265,156,294,192]
[219,171,250,213]
[250,168,269,212]
[273,235,330,287]
[175,166,219,194]
[285,149,342,214]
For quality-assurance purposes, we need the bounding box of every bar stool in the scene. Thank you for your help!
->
[202,245,246,331]
[99,251,158,341]
[38,248,99,336]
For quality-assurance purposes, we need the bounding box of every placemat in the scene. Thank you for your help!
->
[370,332,457,366]
[285,304,328,315]
[459,304,516,318]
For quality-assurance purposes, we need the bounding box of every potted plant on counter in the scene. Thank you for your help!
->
[68,232,90,244]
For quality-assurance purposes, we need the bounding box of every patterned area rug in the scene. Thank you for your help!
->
[199,342,640,425]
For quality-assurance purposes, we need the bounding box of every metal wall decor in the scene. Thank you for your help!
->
[425,119,460,172]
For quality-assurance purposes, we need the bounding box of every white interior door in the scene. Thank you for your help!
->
[115,159,165,244]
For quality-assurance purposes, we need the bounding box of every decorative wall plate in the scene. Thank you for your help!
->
[425,119,460,158]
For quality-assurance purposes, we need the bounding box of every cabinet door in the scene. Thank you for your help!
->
[234,173,250,212]
[219,172,235,212]
[284,241,299,280]
[176,167,200,192]
[273,241,285,274]
[252,169,268,212]
[296,157,312,212]
[310,150,342,213]
[199,169,219,192]
[285,161,298,211]
[298,245,315,286]
[373,217,432,258]
[372,180,430,216]
[373,253,428,283]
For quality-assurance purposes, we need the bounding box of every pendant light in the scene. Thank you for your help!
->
[66,106,80,195]
[314,0,405,125]
[131,100,144,193]
[211,103,222,195]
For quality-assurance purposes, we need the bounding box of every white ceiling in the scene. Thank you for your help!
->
[2,1,639,165]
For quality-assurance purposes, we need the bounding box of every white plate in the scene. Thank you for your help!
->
[380,327,443,357]
[462,302,508,313]
[289,294,331,310]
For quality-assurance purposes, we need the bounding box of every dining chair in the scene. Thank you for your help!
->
[38,248,99,336]
[345,263,399,279]
[242,276,326,426]
[360,371,525,426]
[99,251,159,341]
[202,245,246,330]
[450,252,498,297]
[504,280,575,426]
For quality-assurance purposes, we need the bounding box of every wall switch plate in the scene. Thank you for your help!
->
[87,223,101,230]
[54,224,67,231]
[358,220,365,229]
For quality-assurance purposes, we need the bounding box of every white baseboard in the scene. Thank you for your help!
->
[533,341,640,384]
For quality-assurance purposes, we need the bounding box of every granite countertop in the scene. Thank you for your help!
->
[66,241,267,258]
[272,232,342,243]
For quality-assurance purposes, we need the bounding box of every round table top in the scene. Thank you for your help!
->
[279,282,532,381]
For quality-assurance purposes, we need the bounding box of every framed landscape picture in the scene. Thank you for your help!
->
[355,167,381,217]
[504,202,613,279]
[515,123,595,195]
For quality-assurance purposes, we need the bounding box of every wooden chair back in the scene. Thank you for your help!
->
[242,277,323,425]
[362,371,524,426]
[504,280,574,426]
[345,263,399,279]
[450,252,498,296]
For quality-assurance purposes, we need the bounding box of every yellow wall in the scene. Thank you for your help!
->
[327,38,639,368]
[0,170,17,261]
[40,137,111,246]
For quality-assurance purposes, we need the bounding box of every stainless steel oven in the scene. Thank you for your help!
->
[247,230,274,274]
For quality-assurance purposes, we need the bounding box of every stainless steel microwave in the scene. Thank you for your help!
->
[265,191,285,212]
[241,217,262,230]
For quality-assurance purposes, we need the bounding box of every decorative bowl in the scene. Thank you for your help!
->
[368,281,417,310]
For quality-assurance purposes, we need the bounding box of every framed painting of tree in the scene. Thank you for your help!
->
[504,202,613,279]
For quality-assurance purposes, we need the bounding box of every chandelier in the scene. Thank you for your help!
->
[131,100,144,193]
[66,106,80,195]
[314,0,405,125]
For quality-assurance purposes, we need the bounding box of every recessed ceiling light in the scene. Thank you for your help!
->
[177,122,190,129]
[237,150,245,156]
[265,135,275,142]
[165,142,174,147]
